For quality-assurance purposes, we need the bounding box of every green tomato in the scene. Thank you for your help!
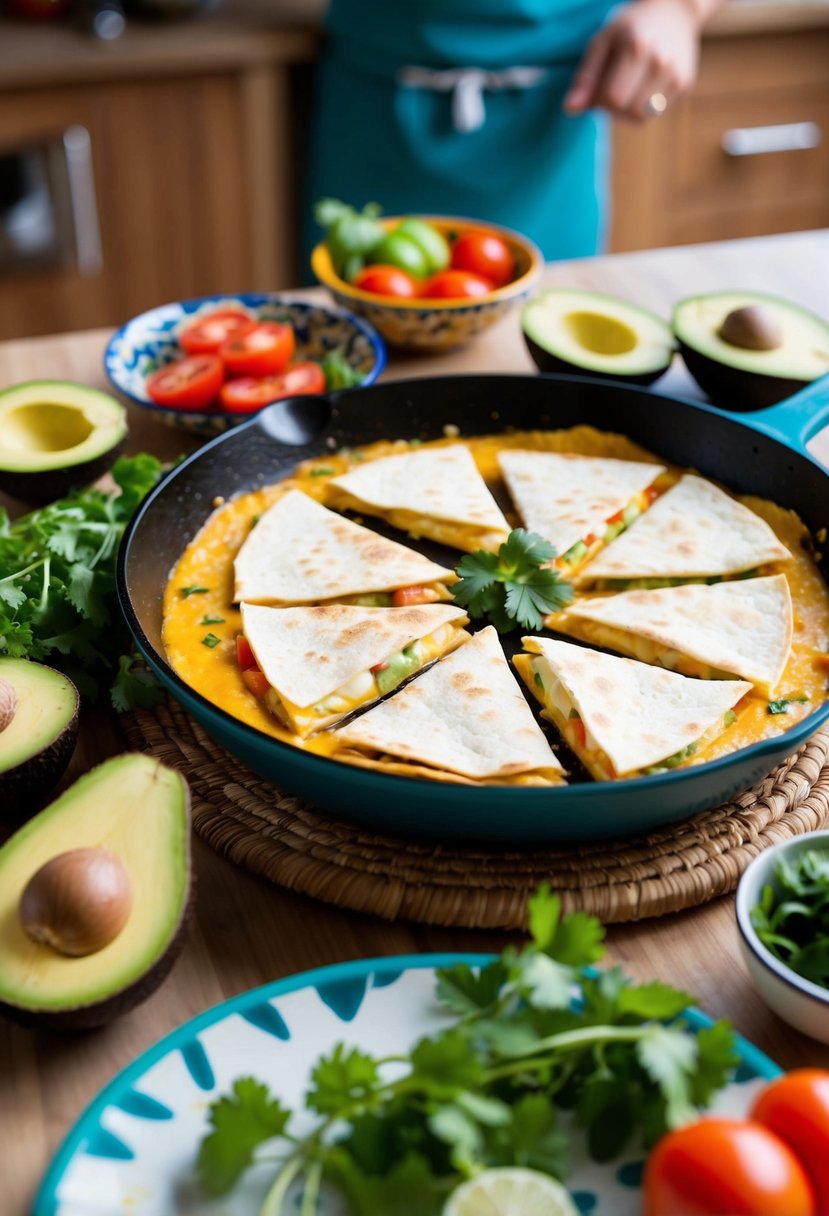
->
[370,231,431,278]
[395,217,450,274]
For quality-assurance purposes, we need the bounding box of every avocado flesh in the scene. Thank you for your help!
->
[522,289,675,385]
[0,753,190,1026]
[0,380,127,502]
[674,292,829,410]
[0,658,79,820]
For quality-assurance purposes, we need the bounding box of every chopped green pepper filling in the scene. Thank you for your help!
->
[375,641,423,695]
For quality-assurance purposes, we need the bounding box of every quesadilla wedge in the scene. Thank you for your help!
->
[327,444,511,553]
[553,574,793,696]
[515,637,752,781]
[238,602,469,737]
[332,625,565,785]
[234,489,454,606]
[498,450,666,574]
[578,473,792,588]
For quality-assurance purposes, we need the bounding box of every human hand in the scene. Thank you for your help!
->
[564,0,703,123]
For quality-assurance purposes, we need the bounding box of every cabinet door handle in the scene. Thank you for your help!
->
[62,125,103,276]
[721,121,822,157]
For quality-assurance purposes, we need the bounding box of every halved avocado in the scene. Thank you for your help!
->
[0,658,79,821]
[522,289,675,385]
[0,380,128,503]
[674,291,829,411]
[0,753,191,1030]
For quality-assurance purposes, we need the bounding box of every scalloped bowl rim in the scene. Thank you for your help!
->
[102,292,387,423]
[311,214,544,310]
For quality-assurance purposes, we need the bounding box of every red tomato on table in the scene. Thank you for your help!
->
[419,269,495,299]
[220,321,295,378]
[146,354,224,411]
[752,1070,829,1211]
[643,1118,816,1216]
[179,310,254,354]
[219,362,327,414]
[352,265,419,299]
[450,230,515,287]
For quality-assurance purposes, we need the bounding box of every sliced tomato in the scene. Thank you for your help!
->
[391,585,440,607]
[220,321,295,378]
[567,717,587,749]
[146,354,224,411]
[645,484,661,504]
[179,310,254,354]
[419,269,495,300]
[236,635,256,671]
[219,362,327,414]
[242,668,270,699]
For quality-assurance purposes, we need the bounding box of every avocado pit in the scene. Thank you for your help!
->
[19,846,132,957]
[718,305,783,352]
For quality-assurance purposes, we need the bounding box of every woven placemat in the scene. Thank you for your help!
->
[120,698,829,929]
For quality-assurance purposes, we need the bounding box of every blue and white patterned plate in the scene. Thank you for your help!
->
[104,293,386,436]
[34,954,779,1216]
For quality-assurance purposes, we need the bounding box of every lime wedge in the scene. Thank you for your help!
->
[442,1167,580,1216]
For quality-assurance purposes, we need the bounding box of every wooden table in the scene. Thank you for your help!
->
[2,229,829,1215]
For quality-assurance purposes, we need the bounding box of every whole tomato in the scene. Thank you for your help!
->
[450,230,515,287]
[419,269,495,300]
[352,264,418,299]
[643,1118,816,1216]
[751,1070,829,1212]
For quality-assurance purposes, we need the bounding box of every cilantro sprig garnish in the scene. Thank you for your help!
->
[0,454,166,708]
[451,529,574,632]
[196,886,738,1213]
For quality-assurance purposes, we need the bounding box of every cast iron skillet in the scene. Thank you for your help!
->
[117,372,829,844]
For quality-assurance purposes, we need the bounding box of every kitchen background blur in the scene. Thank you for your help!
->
[0,0,827,341]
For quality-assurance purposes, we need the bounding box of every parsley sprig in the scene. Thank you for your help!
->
[451,529,574,632]
[0,454,165,708]
[197,887,738,1213]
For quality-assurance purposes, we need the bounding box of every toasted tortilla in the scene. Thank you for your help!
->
[516,636,752,780]
[234,489,454,605]
[579,473,792,585]
[554,574,793,696]
[240,601,469,736]
[327,444,510,553]
[332,625,565,784]
[498,449,665,563]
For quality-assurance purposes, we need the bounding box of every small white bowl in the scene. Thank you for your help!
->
[736,829,829,1044]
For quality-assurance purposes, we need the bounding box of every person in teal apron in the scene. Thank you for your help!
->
[303,0,723,269]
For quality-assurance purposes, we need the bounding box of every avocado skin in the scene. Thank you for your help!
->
[523,333,671,387]
[0,440,126,505]
[0,703,79,823]
[678,340,810,411]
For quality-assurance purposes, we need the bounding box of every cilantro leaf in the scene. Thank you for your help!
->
[636,1024,698,1128]
[451,530,573,633]
[307,1044,380,1115]
[111,654,164,712]
[435,960,508,1017]
[197,1077,291,1196]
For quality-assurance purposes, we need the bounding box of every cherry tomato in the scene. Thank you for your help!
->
[220,321,295,378]
[352,264,418,299]
[643,1119,816,1216]
[419,269,495,299]
[146,354,224,411]
[219,362,327,414]
[179,310,254,354]
[450,231,515,288]
[752,1070,829,1211]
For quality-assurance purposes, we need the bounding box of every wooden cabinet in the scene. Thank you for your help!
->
[610,15,829,251]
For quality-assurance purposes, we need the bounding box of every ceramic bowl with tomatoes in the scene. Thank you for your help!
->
[736,829,829,1045]
[104,293,386,435]
[311,216,543,353]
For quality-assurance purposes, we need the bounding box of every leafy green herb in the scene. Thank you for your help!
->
[202,633,222,649]
[0,454,165,707]
[197,885,737,1214]
[451,530,573,632]
[180,585,209,598]
[309,466,335,478]
[200,615,226,626]
[768,696,808,715]
[750,849,829,988]
[111,653,163,712]
[319,349,365,391]
[314,198,385,280]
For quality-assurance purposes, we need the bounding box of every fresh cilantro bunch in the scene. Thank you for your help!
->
[0,454,165,708]
[197,887,738,1215]
[451,529,574,632]
[751,848,829,989]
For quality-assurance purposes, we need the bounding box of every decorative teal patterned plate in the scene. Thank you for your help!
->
[34,954,780,1216]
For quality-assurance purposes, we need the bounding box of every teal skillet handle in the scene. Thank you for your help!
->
[732,372,829,458]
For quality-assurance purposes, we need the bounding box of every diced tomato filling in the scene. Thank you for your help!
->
[605,509,625,526]
[242,668,270,699]
[391,585,440,607]
[583,533,598,547]
[370,661,389,673]
[236,635,257,671]
[644,484,660,505]
[566,717,587,749]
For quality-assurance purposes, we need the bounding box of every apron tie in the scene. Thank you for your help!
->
[397,64,548,133]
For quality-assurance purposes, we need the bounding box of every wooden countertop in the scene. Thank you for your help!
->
[1,228,829,1215]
